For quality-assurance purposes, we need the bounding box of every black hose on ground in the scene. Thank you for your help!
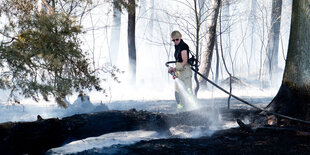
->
[190,67,310,125]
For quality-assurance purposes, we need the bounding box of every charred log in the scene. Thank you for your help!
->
[0,109,168,154]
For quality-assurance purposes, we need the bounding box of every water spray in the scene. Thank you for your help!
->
[166,61,199,110]
[166,61,222,131]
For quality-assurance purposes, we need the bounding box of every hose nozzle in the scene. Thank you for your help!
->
[166,61,177,79]
[168,67,177,79]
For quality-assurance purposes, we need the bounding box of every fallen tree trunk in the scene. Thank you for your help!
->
[0,109,168,154]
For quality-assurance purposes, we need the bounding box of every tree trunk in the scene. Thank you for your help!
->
[266,0,310,122]
[215,35,219,84]
[198,0,221,86]
[128,0,136,84]
[263,0,283,81]
[109,0,122,65]
[193,0,201,96]
[223,1,233,76]
[248,0,257,76]
[219,7,232,109]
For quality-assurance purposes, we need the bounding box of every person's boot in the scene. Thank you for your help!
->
[177,104,184,109]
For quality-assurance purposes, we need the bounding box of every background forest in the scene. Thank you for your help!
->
[2,0,310,154]
[0,0,293,120]
[0,0,291,105]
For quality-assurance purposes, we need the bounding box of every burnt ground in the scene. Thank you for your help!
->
[1,104,310,154]
[116,126,310,155]
[77,109,310,155]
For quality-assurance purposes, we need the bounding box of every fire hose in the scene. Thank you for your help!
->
[165,61,310,125]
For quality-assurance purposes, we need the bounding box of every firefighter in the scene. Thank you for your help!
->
[169,30,193,109]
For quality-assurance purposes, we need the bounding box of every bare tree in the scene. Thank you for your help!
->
[247,0,257,76]
[138,0,155,38]
[148,0,155,37]
[192,0,207,95]
[219,4,232,109]
[224,0,234,75]
[198,0,221,86]
[263,0,283,82]
[215,35,220,84]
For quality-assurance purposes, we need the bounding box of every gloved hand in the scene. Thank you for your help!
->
[168,67,177,79]
[168,67,175,74]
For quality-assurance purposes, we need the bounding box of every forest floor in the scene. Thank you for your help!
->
[1,97,310,154]
[56,108,310,155]
[117,125,310,155]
